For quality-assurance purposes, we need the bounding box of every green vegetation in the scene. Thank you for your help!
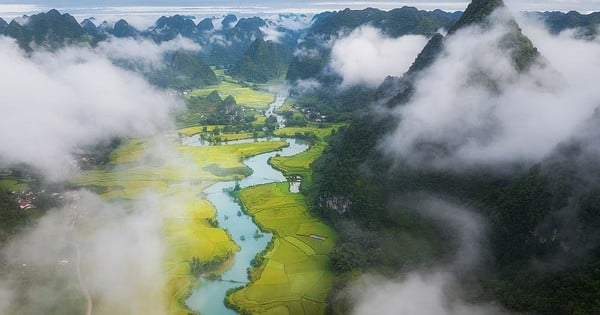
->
[286,7,460,82]
[302,2,597,312]
[187,78,275,110]
[448,0,505,33]
[270,124,343,191]
[0,9,87,50]
[148,51,218,90]
[229,38,292,83]
[0,177,30,193]
[178,90,250,128]
[228,182,337,314]
[74,136,289,315]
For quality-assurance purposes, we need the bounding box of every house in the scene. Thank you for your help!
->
[18,199,35,210]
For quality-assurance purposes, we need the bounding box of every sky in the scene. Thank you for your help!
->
[0,0,598,22]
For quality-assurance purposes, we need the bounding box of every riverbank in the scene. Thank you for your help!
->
[72,136,290,315]
[186,137,310,314]
[270,124,344,191]
[228,182,337,314]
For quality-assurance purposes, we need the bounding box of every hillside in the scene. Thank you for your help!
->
[529,10,600,37]
[0,9,89,50]
[229,38,292,83]
[147,51,218,90]
[307,0,600,314]
[286,7,460,82]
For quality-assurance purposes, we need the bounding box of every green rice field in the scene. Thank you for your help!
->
[229,182,337,314]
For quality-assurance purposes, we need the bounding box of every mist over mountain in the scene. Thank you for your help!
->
[303,0,600,314]
[0,9,307,90]
[528,10,600,37]
[0,2,599,314]
[286,6,460,83]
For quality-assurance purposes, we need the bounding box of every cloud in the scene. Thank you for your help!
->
[260,25,284,43]
[293,78,322,93]
[0,191,169,314]
[380,9,600,171]
[351,272,509,315]
[0,36,183,179]
[265,13,312,31]
[293,46,321,58]
[209,34,232,46]
[95,36,201,70]
[0,135,205,314]
[347,195,508,315]
[329,26,428,88]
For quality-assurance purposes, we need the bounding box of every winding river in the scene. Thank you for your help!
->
[185,96,309,314]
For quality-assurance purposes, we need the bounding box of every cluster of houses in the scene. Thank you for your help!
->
[10,188,80,211]
[299,108,328,122]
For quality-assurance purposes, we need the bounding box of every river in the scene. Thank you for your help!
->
[185,96,309,314]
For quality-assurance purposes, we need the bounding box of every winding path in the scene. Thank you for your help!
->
[70,207,93,315]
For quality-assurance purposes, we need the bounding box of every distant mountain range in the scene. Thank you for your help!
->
[0,7,597,90]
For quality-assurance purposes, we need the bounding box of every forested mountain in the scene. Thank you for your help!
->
[383,0,539,105]
[148,14,199,41]
[196,17,214,32]
[286,6,461,82]
[1,3,600,314]
[307,0,600,314]
[0,10,306,87]
[529,10,600,36]
[109,19,138,38]
[228,38,292,83]
[283,6,464,122]
[0,9,89,50]
[146,51,218,90]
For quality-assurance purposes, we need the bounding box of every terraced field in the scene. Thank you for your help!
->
[73,136,289,315]
[229,182,337,314]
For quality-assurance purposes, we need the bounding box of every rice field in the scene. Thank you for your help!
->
[228,182,337,314]
[73,135,289,315]
[177,125,222,136]
[270,125,344,190]
[187,80,275,109]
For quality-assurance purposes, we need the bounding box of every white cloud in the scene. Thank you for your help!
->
[0,36,183,179]
[260,25,284,42]
[294,46,320,58]
[265,13,312,31]
[329,26,428,88]
[209,33,232,46]
[351,272,509,315]
[349,195,508,315]
[381,9,600,171]
[95,36,201,70]
[0,191,169,314]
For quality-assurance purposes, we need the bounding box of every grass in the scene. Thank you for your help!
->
[187,81,275,110]
[177,125,222,136]
[73,135,290,315]
[273,125,343,140]
[270,124,344,190]
[163,192,239,315]
[0,177,30,192]
[177,141,288,180]
[228,182,337,314]
[275,98,296,114]
[219,133,255,142]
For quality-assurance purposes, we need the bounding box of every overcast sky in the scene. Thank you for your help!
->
[0,0,598,19]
